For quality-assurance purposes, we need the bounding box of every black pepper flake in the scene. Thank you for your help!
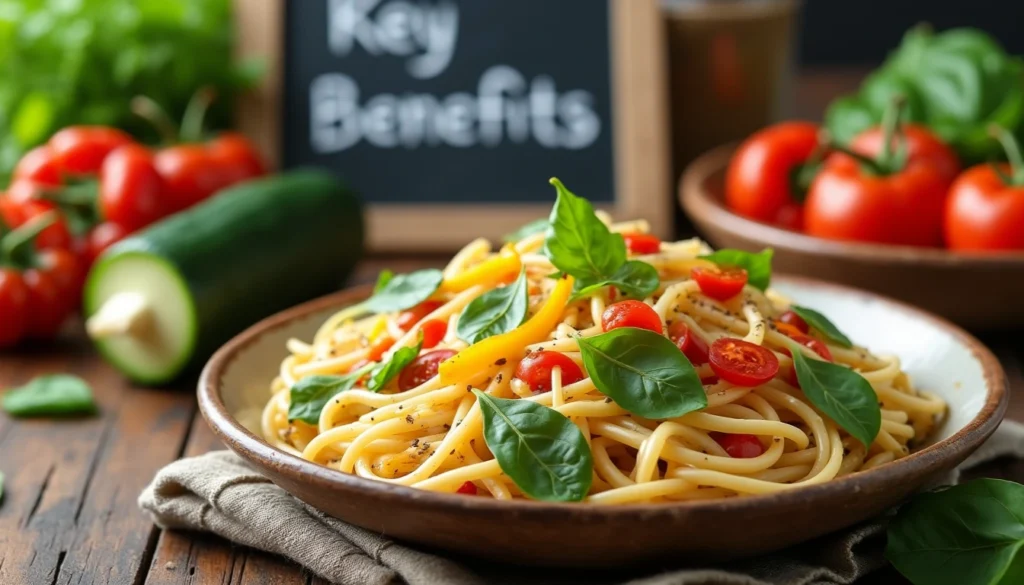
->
[495,374,503,384]
[604,397,613,403]
[466,385,473,392]
[411,439,420,448]
[405,415,414,424]
[495,358,507,366]
[774,437,782,443]
[449,449,456,455]
[398,405,404,410]
[443,423,451,430]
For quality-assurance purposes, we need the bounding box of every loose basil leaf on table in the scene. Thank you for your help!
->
[289,368,370,425]
[887,478,1024,585]
[699,248,774,291]
[2,374,97,417]
[570,260,660,302]
[367,337,424,391]
[363,269,443,314]
[542,178,625,283]
[373,269,395,293]
[503,218,548,243]
[577,328,707,419]
[473,390,592,502]
[456,270,529,344]
[790,344,880,448]
[790,305,853,348]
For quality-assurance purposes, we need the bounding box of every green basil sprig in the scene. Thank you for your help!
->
[289,366,373,425]
[699,249,774,291]
[474,390,592,502]
[367,336,424,391]
[2,374,97,417]
[790,305,853,348]
[790,342,880,447]
[363,269,443,314]
[456,270,529,344]
[373,269,395,293]
[503,218,548,243]
[570,260,659,302]
[887,479,1024,585]
[577,328,707,419]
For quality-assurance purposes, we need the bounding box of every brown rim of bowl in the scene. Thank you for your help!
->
[681,143,1024,266]
[198,276,1007,518]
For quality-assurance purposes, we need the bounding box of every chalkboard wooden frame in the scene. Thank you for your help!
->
[234,0,670,252]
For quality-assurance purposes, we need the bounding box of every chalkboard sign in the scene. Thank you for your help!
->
[235,0,670,251]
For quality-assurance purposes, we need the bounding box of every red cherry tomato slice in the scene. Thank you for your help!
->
[777,310,809,334]
[708,338,779,387]
[514,351,585,393]
[49,126,133,175]
[398,349,457,391]
[781,333,833,362]
[456,481,478,495]
[691,266,748,301]
[712,432,765,458]
[419,319,448,349]
[0,269,30,348]
[13,145,62,186]
[601,300,662,333]
[396,301,444,331]
[622,233,661,255]
[667,321,710,365]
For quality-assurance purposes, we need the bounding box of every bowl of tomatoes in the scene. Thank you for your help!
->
[680,116,1024,329]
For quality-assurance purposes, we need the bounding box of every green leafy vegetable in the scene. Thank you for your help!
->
[577,328,707,419]
[790,305,853,348]
[373,270,395,293]
[543,178,625,283]
[699,249,774,291]
[288,369,370,425]
[456,270,529,344]
[2,374,97,417]
[503,219,548,243]
[363,269,443,314]
[473,390,592,502]
[571,260,659,302]
[887,479,1024,585]
[367,337,423,392]
[790,345,880,448]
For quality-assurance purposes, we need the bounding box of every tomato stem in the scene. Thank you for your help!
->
[180,87,217,144]
[132,97,179,144]
[988,124,1024,186]
[878,94,907,174]
[825,143,886,175]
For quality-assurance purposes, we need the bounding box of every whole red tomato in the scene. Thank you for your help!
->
[82,222,129,267]
[49,126,134,175]
[0,197,73,250]
[0,268,30,348]
[726,122,822,231]
[13,145,62,186]
[155,145,235,211]
[805,122,960,247]
[100,144,170,231]
[209,132,267,180]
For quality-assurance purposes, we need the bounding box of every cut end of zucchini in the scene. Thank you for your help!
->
[84,252,197,385]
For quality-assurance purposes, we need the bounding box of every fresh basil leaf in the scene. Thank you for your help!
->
[791,346,880,448]
[363,269,443,314]
[887,479,1024,585]
[699,249,774,291]
[570,260,659,302]
[503,218,548,243]
[368,337,424,392]
[577,328,707,419]
[543,178,625,283]
[2,375,96,417]
[373,269,395,293]
[456,270,529,344]
[473,390,592,502]
[289,373,364,425]
[790,305,853,348]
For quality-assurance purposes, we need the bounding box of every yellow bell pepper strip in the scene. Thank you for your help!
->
[439,245,522,294]
[439,274,574,385]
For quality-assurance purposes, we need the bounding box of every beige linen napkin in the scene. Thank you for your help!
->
[139,421,1024,585]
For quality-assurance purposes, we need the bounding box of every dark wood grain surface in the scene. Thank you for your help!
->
[0,70,1021,584]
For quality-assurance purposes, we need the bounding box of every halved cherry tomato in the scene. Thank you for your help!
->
[623,233,661,255]
[84,222,129,267]
[514,351,585,392]
[601,300,662,333]
[49,126,133,175]
[396,301,444,331]
[712,432,765,458]
[780,333,833,362]
[398,349,457,391]
[668,321,710,365]
[708,338,779,387]
[456,481,478,495]
[0,198,72,250]
[691,266,748,301]
[419,319,448,349]
[777,310,809,334]
[100,144,170,232]
[13,145,62,186]
[367,336,396,362]
[0,269,30,348]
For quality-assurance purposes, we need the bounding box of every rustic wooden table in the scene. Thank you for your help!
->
[1,71,1022,585]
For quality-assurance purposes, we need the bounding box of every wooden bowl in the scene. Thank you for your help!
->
[680,144,1024,330]
[198,279,1007,566]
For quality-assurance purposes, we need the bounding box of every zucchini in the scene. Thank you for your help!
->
[84,170,364,385]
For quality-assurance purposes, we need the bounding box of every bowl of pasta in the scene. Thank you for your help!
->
[199,179,1006,566]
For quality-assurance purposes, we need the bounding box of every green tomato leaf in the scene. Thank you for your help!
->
[887,478,1024,585]
[2,374,97,417]
[577,328,707,419]
[543,178,625,283]
[373,269,395,293]
[363,269,443,314]
[473,390,592,502]
[789,305,853,348]
[288,372,366,425]
[791,345,880,448]
[699,249,774,291]
[456,270,529,344]
[503,218,548,243]
[570,260,660,302]
[367,337,424,392]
